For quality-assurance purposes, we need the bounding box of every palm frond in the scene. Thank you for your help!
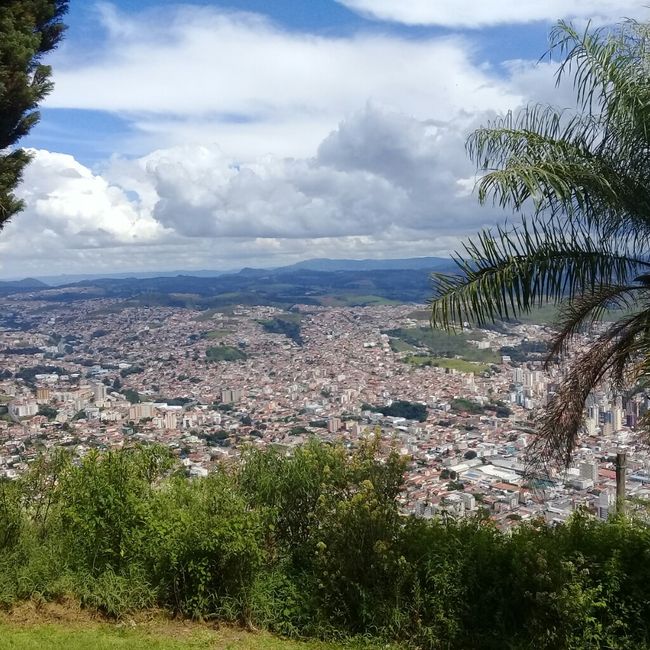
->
[430,218,648,329]
[528,310,650,470]
[468,105,650,241]
[550,20,650,137]
[446,18,650,471]
[547,284,646,361]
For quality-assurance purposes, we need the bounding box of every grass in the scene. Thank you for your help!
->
[0,624,364,650]
[515,303,561,325]
[194,308,235,321]
[0,605,393,650]
[406,309,430,321]
[273,312,302,323]
[206,346,247,362]
[389,339,416,353]
[89,304,133,316]
[404,355,491,374]
[319,295,402,307]
[412,302,626,327]
[386,327,498,363]
[204,329,233,340]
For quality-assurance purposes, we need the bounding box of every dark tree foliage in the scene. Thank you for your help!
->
[3,443,650,647]
[15,364,65,385]
[259,317,303,345]
[120,365,144,378]
[380,400,428,422]
[0,1,68,225]
[37,404,57,420]
[122,389,140,404]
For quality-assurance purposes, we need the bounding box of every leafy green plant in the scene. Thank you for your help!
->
[431,20,650,469]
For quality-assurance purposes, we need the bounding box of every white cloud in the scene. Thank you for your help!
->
[10,150,165,246]
[336,0,648,28]
[46,4,522,160]
[6,3,601,277]
[127,105,502,240]
[5,106,506,277]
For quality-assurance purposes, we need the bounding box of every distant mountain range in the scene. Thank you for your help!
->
[0,277,49,295]
[0,257,460,307]
[18,256,455,286]
[28,269,233,287]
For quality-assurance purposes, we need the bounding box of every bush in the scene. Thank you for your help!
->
[142,473,264,621]
[3,442,650,648]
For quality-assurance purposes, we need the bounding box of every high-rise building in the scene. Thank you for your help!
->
[221,388,243,404]
[598,490,615,519]
[163,411,178,430]
[93,382,107,402]
[36,387,50,403]
[9,400,38,419]
[128,402,155,420]
[328,416,341,433]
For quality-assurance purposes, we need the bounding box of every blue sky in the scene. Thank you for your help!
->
[7,0,649,278]
[25,1,552,164]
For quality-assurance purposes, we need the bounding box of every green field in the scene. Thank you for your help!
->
[515,303,562,325]
[194,307,236,321]
[406,309,431,321]
[206,345,247,362]
[411,303,629,328]
[386,327,499,363]
[0,622,388,650]
[204,329,233,340]
[404,355,491,374]
[319,294,402,307]
[388,338,416,353]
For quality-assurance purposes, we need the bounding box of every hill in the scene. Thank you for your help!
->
[17,266,452,308]
[0,278,48,295]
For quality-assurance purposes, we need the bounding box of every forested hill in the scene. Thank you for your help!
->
[0,278,47,295]
[14,262,459,308]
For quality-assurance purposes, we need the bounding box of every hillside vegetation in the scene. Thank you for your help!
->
[386,328,499,364]
[205,346,247,362]
[1,443,650,649]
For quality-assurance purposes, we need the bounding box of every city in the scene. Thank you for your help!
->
[1,292,646,528]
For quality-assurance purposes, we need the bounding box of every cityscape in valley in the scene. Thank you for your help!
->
[1,267,645,528]
[7,1,650,646]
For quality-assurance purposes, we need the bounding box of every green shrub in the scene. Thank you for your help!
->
[54,446,173,574]
[3,442,650,648]
[142,473,265,621]
[0,479,23,551]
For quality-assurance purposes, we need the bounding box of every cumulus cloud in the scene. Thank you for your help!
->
[336,0,648,28]
[5,106,507,277]
[7,3,600,277]
[8,150,165,246]
[116,105,504,241]
[46,4,523,160]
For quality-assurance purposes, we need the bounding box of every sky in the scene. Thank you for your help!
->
[6,0,649,278]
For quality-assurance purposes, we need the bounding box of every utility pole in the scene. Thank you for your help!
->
[616,451,627,516]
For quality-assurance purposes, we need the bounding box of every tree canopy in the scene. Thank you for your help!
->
[0,0,68,226]
[431,20,650,469]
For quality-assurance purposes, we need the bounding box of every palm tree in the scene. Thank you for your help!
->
[430,20,650,469]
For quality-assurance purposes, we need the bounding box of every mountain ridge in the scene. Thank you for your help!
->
[13,257,455,286]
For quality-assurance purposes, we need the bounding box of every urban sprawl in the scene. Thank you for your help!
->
[1,296,647,529]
